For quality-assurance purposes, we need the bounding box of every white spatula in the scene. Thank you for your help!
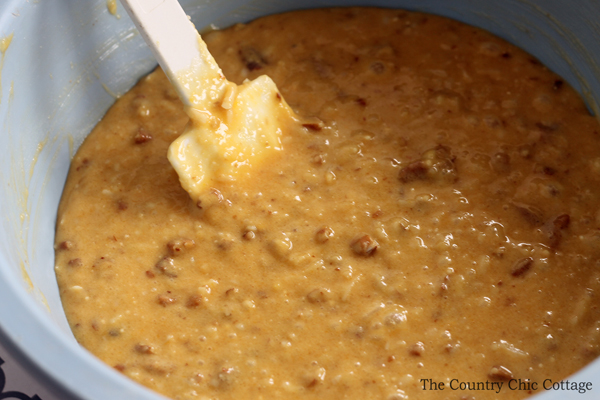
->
[120,0,298,203]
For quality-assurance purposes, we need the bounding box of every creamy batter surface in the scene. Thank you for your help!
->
[55,8,600,400]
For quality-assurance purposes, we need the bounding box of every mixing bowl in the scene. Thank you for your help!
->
[0,0,599,399]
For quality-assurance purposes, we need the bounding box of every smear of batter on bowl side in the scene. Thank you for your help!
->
[55,8,600,400]
[0,32,13,104]
[107,0,120,19]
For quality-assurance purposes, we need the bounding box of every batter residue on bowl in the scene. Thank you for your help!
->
[55,8,600,400]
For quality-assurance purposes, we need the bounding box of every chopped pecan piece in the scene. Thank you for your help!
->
[302,117,325,131]
[409,342,425,356]
[315,227,334,243]
[167,238,195,257]
[155,257,178,278]
[242,230,256,240]
[143,359,176,375]
[58,240,75,251]
[196,187,225,210]
[553,79,564,90]
[399,145,457,184]
[117,199,128,210]
[488,365,513,381]
[370,61,385,74]
[553,214,570,229]
[385,313,406,327]
[306,289,328,303]
[239,46,267,71]
[511,257,533,277]
[545,214,570,249]
[134,344,154,354]
[186,295,203,308]
[351,235,379,256]
[134,128,153,144]
[157,292,177,307]
[67,258,82,267]
[306,378,319,388]
[535,121,558,132]
[512,203,544,227]
[399,161,428,182]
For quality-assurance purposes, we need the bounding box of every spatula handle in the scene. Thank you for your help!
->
[120,0,203,104]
